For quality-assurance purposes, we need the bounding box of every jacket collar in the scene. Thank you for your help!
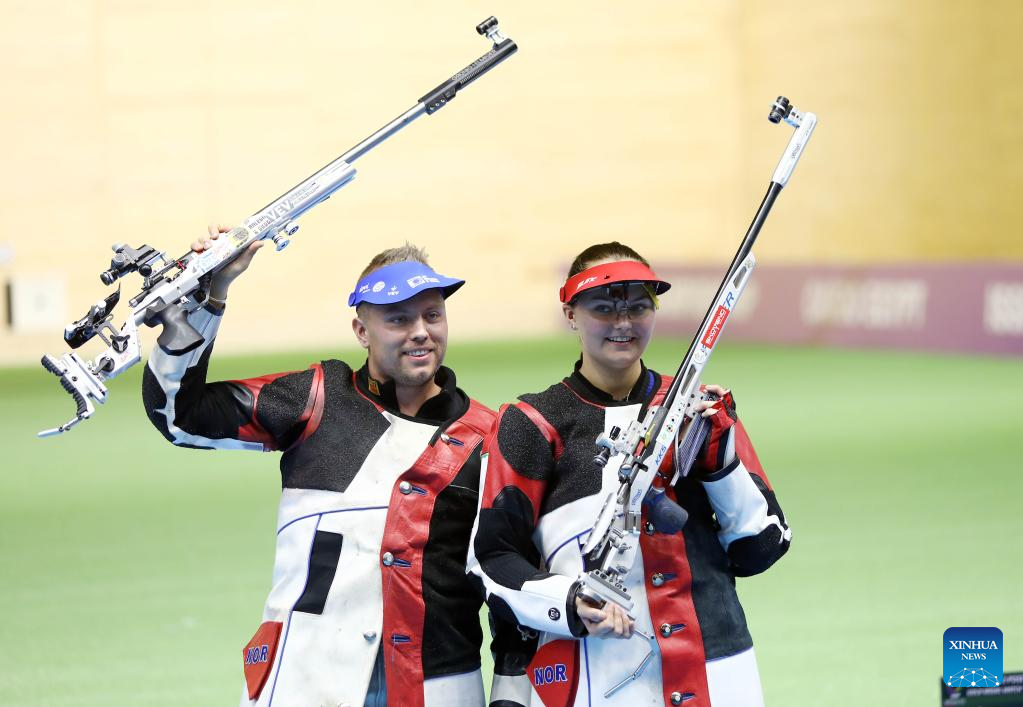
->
[564,358,660,406]
[355,362,468,424]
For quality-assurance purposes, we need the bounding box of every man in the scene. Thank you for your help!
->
[143,226,496,707]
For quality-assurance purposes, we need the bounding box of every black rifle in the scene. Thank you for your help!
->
[578,96,817,699]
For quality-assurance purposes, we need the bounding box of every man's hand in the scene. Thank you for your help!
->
[575,596,633,639]
[192,223,264,302]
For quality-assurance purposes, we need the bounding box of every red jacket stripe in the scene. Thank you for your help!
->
[380,412,491,707]
[232,370,306,449]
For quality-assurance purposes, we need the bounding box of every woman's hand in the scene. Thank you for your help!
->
[192,223,264,301]
[695,384,732,418]
[696,383,738,472]
[575,596,634,639]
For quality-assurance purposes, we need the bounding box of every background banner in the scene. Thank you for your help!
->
[655,263,1023,356]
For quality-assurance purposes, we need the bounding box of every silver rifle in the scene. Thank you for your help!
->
[38,17,517,437]
[576,96,817,698]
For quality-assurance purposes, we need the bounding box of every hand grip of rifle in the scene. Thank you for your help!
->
[152,303,205,355]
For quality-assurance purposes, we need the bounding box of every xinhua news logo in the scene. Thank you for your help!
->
[943,627,1003,688]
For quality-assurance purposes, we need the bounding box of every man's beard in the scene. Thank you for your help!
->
[393,364,437,388]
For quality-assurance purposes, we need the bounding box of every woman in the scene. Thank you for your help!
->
[470,242,791,707]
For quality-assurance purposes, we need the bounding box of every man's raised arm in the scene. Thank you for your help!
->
[143,226,315,452]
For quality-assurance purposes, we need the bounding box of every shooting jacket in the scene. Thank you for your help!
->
[469,363,791,707]
[143,305,495,707]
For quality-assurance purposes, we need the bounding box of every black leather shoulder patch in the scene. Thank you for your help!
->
[279,359,389,491]
[497,405,555,482]
[256,368,314,448]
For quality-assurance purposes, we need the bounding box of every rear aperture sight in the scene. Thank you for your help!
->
[100,243,162,285]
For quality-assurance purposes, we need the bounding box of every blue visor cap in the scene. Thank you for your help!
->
[347,261,465,307]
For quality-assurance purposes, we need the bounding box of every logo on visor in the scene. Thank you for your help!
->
[575,276,598,291]
[372,281,386,293]
[358,284,370,294]
[407,275,440,288]
[388,286,400,296]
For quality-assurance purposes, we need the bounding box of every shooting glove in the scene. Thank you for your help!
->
[697,389,737,476]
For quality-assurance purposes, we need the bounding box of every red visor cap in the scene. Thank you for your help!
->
[559,260,672,303]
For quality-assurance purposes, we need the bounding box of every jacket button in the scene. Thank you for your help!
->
[670,692,683,705]
[382,552,394,567]
[644,522,655,535]
[363,630,377,641]
[651,572,665,587]
[399,481,412,495]
[660,623,673,637]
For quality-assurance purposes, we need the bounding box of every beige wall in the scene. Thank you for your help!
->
[2,1,1021,364]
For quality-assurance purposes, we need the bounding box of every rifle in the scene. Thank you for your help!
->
[37,17,517,437]
[577,96,817,698]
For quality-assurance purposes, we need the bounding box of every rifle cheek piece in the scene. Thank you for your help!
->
[643,487,688,535]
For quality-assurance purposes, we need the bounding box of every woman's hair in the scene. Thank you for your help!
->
[359,242,429,279]
[567,241,649,279]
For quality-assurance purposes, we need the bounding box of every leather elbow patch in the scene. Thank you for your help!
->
[490,485,538,529]
[728,524,791,577]
[142,366,175,443]
[487,593,523,626]
[474,487,543,590]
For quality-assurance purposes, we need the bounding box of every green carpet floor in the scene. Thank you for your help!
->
[2,338,1020,705]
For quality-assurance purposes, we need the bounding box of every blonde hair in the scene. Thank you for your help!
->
[359,243,430,279]
[567,241,649,278]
